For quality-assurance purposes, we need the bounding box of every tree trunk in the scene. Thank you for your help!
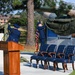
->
[27,0,35,46]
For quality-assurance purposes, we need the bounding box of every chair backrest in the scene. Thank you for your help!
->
[65,45,75,59]
[56,45,66,55]
[39,44,49,52]
[47,44,57,53]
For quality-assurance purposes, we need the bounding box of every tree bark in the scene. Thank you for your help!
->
[27,0,35,46]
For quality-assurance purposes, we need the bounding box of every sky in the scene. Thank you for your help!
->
[63,0,75,4]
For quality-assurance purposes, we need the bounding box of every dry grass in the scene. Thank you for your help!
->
[22,44,36,53]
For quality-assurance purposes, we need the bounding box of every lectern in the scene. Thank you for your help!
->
[0,41,24,75]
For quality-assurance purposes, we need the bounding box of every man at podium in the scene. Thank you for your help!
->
[6,23,21,43]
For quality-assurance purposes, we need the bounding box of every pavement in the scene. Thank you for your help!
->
[20,52,74,75]
[0,51,74,75]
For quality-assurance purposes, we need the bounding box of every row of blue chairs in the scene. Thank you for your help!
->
[30,44,75,72]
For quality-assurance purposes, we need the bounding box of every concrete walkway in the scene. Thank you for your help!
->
[0,51,73,75]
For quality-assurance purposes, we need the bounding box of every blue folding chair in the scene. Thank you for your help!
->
[30,44,57,68]
[56,45,75,72]
[35,44,57,69]
[30,44,49,67]
[44,44,57,69]
[45,45,66,70]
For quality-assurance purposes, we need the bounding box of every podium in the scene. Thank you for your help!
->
[0,41,24,75]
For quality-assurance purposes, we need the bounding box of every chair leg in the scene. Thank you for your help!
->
[44,61,48,69]
[72,63,74,70]
[65,64,68,70]
[36,60,39,68]
[56,62,59,69]
[53,62,57,71]
[30,58,32,67]
[48,61,50,69]
[41,60,43,66]
[63,63,66,72]
[48,61,50,66]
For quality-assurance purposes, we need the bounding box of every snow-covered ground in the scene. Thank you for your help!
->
[0,52,74,75]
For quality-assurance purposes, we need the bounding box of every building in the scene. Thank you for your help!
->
[0,15,10,25]
[0,15,20,25]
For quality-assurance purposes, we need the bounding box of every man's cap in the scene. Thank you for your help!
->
[14,24,20,28]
